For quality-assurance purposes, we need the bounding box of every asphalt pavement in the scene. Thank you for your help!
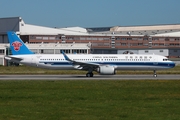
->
[0,74,179,80]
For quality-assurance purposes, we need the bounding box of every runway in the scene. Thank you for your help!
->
[0,74,180,80]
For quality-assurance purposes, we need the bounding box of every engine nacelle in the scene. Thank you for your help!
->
[97,65,116,75]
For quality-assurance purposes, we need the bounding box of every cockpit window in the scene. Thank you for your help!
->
[163,59,169,61]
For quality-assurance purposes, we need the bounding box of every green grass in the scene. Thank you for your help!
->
[0,64,180,74]
[0,80,180,120]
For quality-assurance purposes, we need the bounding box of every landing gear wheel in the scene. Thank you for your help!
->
[90,73,93,77]
[153,74,157,77]
[86,73,93,77]
[86,73,89,77]
[153,70,157,78]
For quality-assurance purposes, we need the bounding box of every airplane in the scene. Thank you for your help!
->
[5,31,175,77]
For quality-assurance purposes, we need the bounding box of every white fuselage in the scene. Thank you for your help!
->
[8,54,175,71]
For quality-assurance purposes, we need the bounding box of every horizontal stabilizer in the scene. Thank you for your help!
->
[5,56,23,62]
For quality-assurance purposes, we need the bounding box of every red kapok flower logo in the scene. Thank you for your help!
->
[12,41,22,51]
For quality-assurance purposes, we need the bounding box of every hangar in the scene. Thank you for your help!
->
[0,17,91,65]
[0,17,180,65]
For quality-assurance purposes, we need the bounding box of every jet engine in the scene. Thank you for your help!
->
[97,65,116,75]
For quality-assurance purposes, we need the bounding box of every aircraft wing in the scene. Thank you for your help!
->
[62,51,99,70]
[72,61,100,70]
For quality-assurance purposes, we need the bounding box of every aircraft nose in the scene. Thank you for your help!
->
[170,61,176,68]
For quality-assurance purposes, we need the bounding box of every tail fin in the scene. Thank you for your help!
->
[7,31,34,55]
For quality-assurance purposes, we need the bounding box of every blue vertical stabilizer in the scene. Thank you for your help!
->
[7,31,34,55]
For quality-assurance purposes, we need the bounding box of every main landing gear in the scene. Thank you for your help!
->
[86,72,94,77]
[153,70,157,77]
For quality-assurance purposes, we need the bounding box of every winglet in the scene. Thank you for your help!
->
[7,31,34,55]
[61,51,73,62]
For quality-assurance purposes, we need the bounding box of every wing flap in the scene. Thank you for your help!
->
[73,61,99,70]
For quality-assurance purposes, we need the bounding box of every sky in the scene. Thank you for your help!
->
[0,0,180,28]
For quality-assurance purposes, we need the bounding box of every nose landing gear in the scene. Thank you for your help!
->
[153,70,157,77]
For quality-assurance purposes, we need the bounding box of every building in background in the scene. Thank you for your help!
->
[0,17,180,65]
